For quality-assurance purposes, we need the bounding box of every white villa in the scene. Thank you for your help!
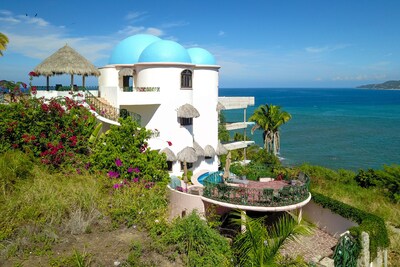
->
[96,34,254,177]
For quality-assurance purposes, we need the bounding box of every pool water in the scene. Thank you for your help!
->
[197,172,210,185]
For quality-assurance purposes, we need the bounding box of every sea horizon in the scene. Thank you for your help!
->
[219,87,400,171]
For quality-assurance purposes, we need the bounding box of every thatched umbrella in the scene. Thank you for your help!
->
[177,146,198,190]
[193,141,205,157]
[33,44,100,90]
[216,142,228,156]
[216,101,225,112]
[204,145,216,158]
[119,68,134,76]
[159,147,177,161]
[223,151,232,180]
[177,104,200,118]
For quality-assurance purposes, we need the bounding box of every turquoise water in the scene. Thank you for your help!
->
[198,172,210,185]
[219,88,400,171]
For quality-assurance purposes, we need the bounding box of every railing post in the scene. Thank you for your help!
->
[241,210,247,233]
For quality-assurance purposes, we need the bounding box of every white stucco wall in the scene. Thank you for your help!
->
[98,62,220,177]
[303,200,358,237]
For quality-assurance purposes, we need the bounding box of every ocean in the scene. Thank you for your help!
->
[219,88,400,171]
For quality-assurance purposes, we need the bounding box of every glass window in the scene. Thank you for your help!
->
[179,117,193,126]
[181,69,192,88]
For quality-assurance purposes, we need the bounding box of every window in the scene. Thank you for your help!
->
[181,162,193,170]
[181,69,192,88]
[167,161,173,171]
[179,117,193,126]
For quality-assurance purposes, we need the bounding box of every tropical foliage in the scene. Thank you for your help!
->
[249,104,291,155]
[0,96,97,168]
[90,117,169,183]
[355,165,400,203]
[0,32,8,56]
[232,211,312,266]
[162,211,233,266]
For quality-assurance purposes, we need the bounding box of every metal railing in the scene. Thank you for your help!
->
[202,172,310,207]
[122,87,160,92]
[82,88,141,124]
[35,85,99,91]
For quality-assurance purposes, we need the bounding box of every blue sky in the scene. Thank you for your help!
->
[1,0,399,88]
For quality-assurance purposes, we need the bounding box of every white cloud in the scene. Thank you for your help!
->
[0,10,167,64]
[218,31,225,36]
[124,11,147,21]
[332,74,387,81]
[117,26,164,37]
[305,44,350,53]
[161,21,189,28]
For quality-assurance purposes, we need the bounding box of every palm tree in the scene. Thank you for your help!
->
[249,104,291,155]
[233,211,312,266]
[0,33,9,57]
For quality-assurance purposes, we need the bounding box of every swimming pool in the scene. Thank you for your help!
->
[197,172,210,185]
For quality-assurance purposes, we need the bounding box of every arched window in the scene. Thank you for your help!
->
[181,69,192,89]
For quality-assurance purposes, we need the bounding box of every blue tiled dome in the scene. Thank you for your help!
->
[138,40,192,63]
[109,34,161,64]
[187,47,216,65]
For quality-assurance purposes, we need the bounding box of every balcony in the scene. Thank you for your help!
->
[201,172,311,211]
[122,87,160,92]
[118,86,162,105]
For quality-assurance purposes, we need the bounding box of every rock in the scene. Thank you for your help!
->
[319,257,334,267]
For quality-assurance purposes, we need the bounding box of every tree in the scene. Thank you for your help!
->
[249,104,291,155]
[233,211,312,266]
[0,32,9,56]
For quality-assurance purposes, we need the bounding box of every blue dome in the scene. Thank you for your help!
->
[109,34,161,64]
[187,47,216,65]
[138,40,192,63]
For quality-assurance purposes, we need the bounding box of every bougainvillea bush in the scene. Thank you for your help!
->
[90,117,169,183]
[0,96,97,168]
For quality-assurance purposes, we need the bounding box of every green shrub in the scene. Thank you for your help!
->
[355,169,379,188]
[375,165,400,203]
[248,148,281,166]
[162,211,233,266]
[90,117,168,183]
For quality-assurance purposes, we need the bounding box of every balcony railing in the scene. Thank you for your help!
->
[202,172,310,207]
[122,87,160,92]
[35,85,99,91]
[82,88,141,124]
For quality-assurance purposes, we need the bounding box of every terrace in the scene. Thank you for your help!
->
[200,171,311,212]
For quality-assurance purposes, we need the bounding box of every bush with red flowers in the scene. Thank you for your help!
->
[0,96,97,168]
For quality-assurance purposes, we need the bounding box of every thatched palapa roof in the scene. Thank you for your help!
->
[119,68,134,76]
[204,145,216,157]
[216,142,228,155]
[217,101,225,112]
[193,141,205,157]
[34,44,100,77]
[177,104,200,118]
[159,147,177,161]
[177,147,198,163]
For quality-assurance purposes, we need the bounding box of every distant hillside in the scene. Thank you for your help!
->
[357,80,400,89]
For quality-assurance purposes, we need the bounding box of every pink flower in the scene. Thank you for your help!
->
[133,167,140,173]
[115,158,123,167]
[108,171,120,178]
[127,166,133,173]
[133,177,139,183]
[167,141,172,146]
[28,71,39,77]
[113,183,123,189]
